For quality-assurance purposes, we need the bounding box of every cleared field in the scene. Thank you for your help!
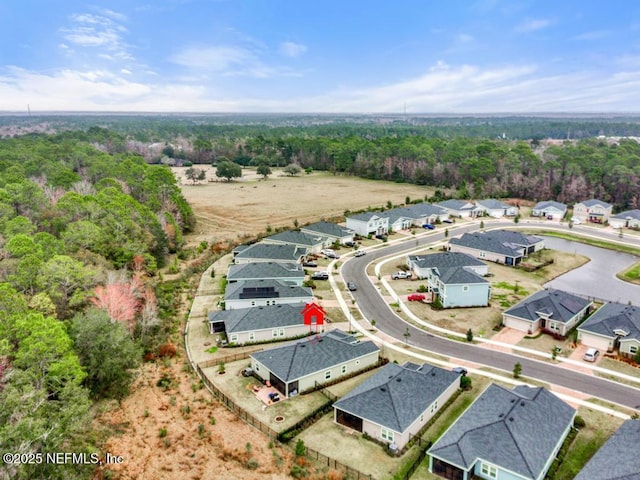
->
[173,166,437,244]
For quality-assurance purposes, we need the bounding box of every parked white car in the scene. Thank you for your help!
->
[571,217,582,225]
[583,347,600,362]
[391,271,411,280]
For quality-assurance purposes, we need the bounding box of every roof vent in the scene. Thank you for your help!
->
[509,417,514,422]
[431,372,436,376]
[499,413,504,418]
[520,402,525,406]
[300,344,306,348]
[396,378,402,382]
[380,387,387,392]
[511,399,516,403]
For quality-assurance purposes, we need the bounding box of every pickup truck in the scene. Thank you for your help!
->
[391,271,411,280]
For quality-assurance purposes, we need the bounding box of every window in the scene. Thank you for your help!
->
[325,371,331,380]
[265,300,270,306]
[278,328,285,337]
[430,400,438,414]
[549,321,559,331]
[230,334,238,342]
[420,414,424,423]
[272,329,278,338]
[248,332,255,341]
[381,428,394,442]
[356,360,360,365]
[251,301,256,306]
[480,462,497,478]
[255,364,260,372]
[341,365,347,374]
[479,251,486,258]
[462,285,469,292]
[630,345,638,354]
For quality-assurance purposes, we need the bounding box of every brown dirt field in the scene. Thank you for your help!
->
[172,166,437,244]
[95,358,294,480]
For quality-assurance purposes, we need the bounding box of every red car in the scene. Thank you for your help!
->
[407,294,426,302]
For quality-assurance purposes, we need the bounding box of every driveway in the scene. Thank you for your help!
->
[559,343,599,376]
[481,327,527,353]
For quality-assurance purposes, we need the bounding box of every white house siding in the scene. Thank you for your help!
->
[233,256,300,265]
[226,295,313,310]
[609,218,627,229]
[533,207,565,219]
[230,324,311,345]
[503,315,539,333]
[573,204,612,222]
[577,331,615,351]
[619,338,640,357]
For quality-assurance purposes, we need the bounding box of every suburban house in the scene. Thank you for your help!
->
[232,243,308,264]
[572,199,613,224]
[531,200,567,219]
[333,362,460,451]
[436,200,480,218]
[406,203,450,224]
[386,208,415,231]
[574,419,640,480]
[208,303,315,344]
[346,212,389,237]
[577,302,640,357]
[502,289,592,336]
[224,279,313,310]
[406,252,490,308]
[476,199,518,218]
[448,230,544,266]
[608,209,640,229]
[428,384,576,480]
[250,330,380,397]
[227,262,305,286]
[300,221,355,245]
[262,230,329,253]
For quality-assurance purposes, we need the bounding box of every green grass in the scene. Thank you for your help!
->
[618,261,640,285]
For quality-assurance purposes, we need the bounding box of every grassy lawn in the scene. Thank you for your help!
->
[518,331,573,358]
[552,407,624,480]
[617,261,640,285]
[595,357,640,388]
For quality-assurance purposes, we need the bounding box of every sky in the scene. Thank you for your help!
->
[1,0,640,113]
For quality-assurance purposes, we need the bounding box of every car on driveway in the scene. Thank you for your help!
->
[407,293,426,302]
[422,224,435,230]
[442,219,453,224]
[583,347,600,362]
[302,261,318,268]
[354,249,366,257]
[347,282,357,291]
[452,367,468,376]
[571,217,582,225]
[311,271,329,280]
[391,271,411,280]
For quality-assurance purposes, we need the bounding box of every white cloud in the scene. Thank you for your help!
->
[59,10,131,61]
[572,30,609,41]
[279,41,308,57]
[515,18,554,33]
[456,34,474,44]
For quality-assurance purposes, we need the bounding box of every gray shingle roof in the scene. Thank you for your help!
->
[409,252,488,285]
[533,200,567,212]
[577,198,612,209]
[250,330,379,382]
[227,262,305,282]
[477,198,511,210]
[334,362,459,433]
[428,384,575,480]
[436,199,477,211]
[348,211,386,222]
[578,302,640,341]
[208,303,306,334]
[504,289,591,324]
[264,230,328,247]
[301,221,354,238]
[450,230,543,257]
[574,419,640,480]
[233,243,308,262]
[611,209,640,221]
[225,279,313,301]
[405,203,447,217]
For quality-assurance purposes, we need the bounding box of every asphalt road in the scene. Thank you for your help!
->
[341,222,640,411]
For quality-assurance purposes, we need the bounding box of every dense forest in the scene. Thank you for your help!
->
[0,132,195,479]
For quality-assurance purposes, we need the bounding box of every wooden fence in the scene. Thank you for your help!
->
[305,446,373,480]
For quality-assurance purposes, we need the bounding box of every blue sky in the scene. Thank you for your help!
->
[1,0,640,113]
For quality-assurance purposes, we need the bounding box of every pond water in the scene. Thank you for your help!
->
[542,236,640,306]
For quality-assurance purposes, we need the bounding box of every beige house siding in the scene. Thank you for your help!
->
[296,351,379,393]
[573,203,613,222]
[226,295,313,310]
[229,324,311,345]
[448,244,507,264]
[358,379,459,450]
[503,314,539,333]
[577,330,614,351]
[619,339,640,357]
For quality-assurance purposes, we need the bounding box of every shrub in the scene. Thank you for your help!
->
[246,458,259,470]
[295,439,306,457]
[574,415,586,428]
[290,464,309,479]
[417,284,428,293]
[159,427,168,438]
[460,376,472,390]
[466,329,474,342]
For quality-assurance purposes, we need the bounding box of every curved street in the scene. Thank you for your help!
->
[341,221,640,411]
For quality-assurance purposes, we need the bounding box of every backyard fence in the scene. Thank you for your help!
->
[305,446,373,480]
[197,349,262,369]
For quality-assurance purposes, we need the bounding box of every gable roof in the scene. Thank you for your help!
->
[264,230,328,247]
[533,200,567,212]
[301,221,354,238]
[611,209,640,221]
[477,198,512,210]
[409,252,488,285]
[449,231,524,258]
[574,419,640,480]
[225,279,313,301]
[347,212,387,222]
[334,362,459,433]
[208,303,306,333]
[576,198,612,209]
[436,199,477,211]
[233,243,308,262]
[405,203,447,217]
[428,384,575,480]
[578,302,640,341]
[504,289,591,324]
[227,262,305,282]
[250,330,379,382]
